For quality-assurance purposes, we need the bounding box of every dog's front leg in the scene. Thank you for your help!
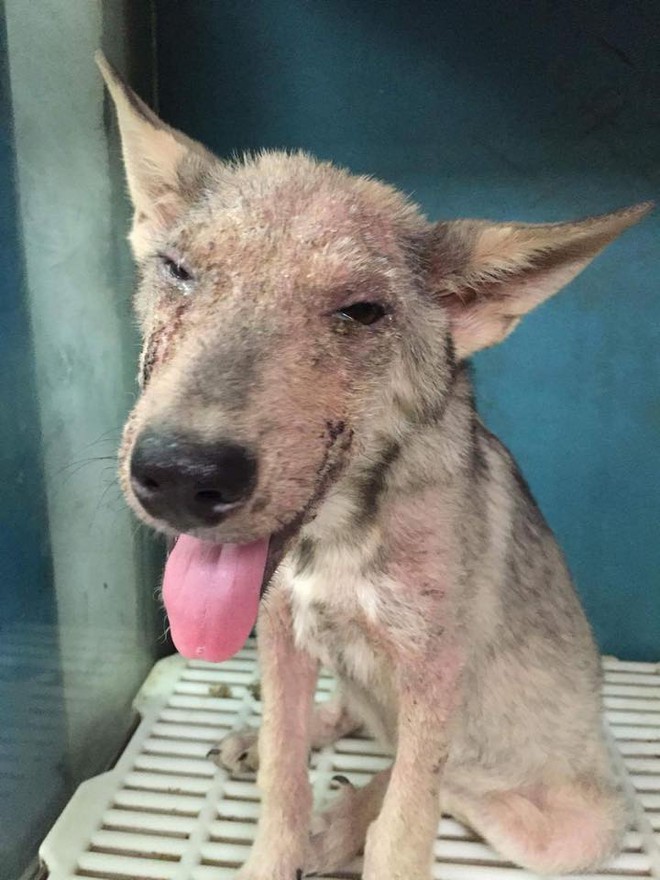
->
[238,586,317,880]
[362,655,460,880]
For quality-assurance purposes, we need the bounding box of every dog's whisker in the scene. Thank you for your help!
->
[54,455,117,478]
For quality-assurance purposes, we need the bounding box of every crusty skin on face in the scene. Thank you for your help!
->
[98,52,650,880]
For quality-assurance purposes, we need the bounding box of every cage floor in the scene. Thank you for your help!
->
[40,641,660,880]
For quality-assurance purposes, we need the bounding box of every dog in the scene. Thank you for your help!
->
[97,52,650,880]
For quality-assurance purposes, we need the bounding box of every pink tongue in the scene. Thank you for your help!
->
[162,535,269,662]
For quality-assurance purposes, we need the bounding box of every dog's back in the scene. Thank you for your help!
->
[449,423,607,784]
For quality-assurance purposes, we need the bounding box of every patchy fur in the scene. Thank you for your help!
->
[98,53,651,880]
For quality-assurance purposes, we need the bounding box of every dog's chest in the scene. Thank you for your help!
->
[285,549,387,689]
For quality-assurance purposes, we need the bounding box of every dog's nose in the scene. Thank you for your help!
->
[130,431,257,528]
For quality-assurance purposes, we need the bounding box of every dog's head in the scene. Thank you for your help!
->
[98,53,649,658]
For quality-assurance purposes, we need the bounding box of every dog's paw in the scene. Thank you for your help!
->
[307,777,366,874]
[207,728,259,774]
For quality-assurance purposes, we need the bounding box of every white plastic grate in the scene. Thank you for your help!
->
[40,642,660,880]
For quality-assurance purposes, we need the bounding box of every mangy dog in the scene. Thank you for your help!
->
[97,53,651,880]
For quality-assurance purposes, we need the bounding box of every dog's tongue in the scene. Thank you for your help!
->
[162,535,269,662]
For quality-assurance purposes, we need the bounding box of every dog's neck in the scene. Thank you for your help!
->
[301,363,477,549]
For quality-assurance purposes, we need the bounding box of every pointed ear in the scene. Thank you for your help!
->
[95,51,216,256]
[423,203,653,359]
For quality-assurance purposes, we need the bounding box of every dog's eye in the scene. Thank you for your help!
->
[159,254,193,284]
[335,302,386,326]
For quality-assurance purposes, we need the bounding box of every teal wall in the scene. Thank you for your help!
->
[0,4,163,876]
[0,0,53,626]
[0,12,66,877]
[156,0,659,660]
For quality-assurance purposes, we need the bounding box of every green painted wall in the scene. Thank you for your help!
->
[0,3,163,875]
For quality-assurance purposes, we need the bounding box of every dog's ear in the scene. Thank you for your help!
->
[96,51,216,257]
[424,203,652,358]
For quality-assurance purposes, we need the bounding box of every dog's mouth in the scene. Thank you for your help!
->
[161,526,293,663]
[158,418,352,662]
[162,534,267,662]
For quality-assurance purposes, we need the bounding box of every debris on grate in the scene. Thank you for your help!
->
[40,643,660,880]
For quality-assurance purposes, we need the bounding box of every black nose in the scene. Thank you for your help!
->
[130,431,257,529]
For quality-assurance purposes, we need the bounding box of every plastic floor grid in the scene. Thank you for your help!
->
[40,640,660,880]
